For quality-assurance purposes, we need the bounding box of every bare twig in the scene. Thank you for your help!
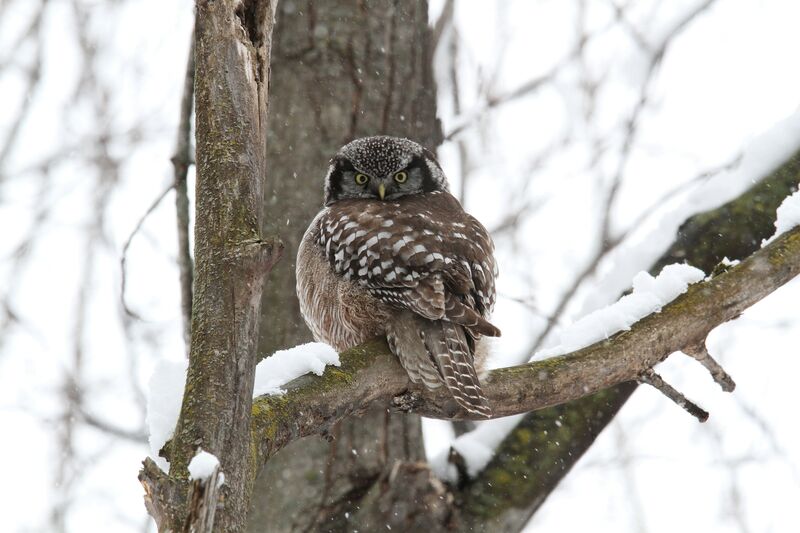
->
[79,410,148,443]
[0,0,45,184]
[431,0,454,54]
[683,343,736,392]
[120,184,174,319]
[638,368,709,423]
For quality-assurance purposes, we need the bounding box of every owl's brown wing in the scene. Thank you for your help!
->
[316,190,500,338]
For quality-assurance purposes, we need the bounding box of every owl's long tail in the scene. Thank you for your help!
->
[387,312,494,418]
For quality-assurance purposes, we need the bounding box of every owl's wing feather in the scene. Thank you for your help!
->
[317,191,500,338]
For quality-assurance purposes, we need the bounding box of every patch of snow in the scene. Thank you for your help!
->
[145,343,339,473]
[762,189,800,246]
[430,415,525,482]
[534,263,704,360]
[253,342,340,397]
[720,257,740,267]
[583,108,800,314]
[421,418,456,465]
[188,449,220,481]
[147,358,188,472]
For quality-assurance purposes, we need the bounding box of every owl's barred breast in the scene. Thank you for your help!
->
[296,212,392,352]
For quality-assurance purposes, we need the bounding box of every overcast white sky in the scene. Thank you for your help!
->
[1,1,799,531]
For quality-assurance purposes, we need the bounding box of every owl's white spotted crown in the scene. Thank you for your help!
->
[339,136,421,177]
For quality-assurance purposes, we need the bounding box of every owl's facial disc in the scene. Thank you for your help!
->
[323,136,450,205]
[364,176,392,201]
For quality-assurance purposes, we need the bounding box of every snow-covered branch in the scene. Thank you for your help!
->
[250,224,800,466]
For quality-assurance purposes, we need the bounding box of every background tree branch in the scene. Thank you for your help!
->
[172,27,196,353]
[460,149,800,530]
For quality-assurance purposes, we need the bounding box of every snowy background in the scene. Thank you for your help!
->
[1,0,799,531]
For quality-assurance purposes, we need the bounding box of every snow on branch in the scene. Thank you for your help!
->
[763,189,800,246]
[252,342,340,396]
[249,225,800,468]
[532,263,705,360]
[146,342,340,472]
[185,449,223,533]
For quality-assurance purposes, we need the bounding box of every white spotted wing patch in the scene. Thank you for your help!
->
[316,191,499,335]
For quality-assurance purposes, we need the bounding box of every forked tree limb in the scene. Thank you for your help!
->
[251,225,800,467]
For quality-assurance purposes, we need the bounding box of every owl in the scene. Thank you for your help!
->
[296,136,500,418]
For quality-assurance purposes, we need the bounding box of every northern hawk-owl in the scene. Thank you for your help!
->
[296,136,500,417]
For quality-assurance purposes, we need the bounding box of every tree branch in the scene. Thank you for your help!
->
[172,27,196,353]
[251,225,800,466]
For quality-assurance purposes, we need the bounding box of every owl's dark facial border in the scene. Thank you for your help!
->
[325,156,357,205]
[409,154,440,194]
[325,152,444,205]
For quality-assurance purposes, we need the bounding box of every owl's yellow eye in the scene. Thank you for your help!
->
[354,173,369,185]
[394,171,408,183]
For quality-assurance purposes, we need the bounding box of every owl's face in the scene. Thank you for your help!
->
[323,136,449,206]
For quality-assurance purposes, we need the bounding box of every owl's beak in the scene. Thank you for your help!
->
[377,182,386,200]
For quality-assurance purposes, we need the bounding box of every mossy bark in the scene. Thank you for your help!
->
[249,2,443,531]
[459,149,800,530]
[247,223,800,428]
[140,2,279,532]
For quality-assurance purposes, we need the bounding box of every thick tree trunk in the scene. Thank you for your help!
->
[139,2,279,532]
[250,1,444,531]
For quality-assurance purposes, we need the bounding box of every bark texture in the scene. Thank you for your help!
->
[458,150,800,530]
[249,1,443,531]
[140,2,279,532]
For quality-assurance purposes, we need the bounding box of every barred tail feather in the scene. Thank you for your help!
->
[386,322,442,389]
[435,322,492,418]
[386,312,492,418]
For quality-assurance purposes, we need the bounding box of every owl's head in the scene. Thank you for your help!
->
[323,136,449,205]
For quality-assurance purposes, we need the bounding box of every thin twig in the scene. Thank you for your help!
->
[683,343,736,392]
[79,410,148,443]
[431,0,454,54]
[172,27,196,353]
[0,0,45,184]
[120,184,174,319]
[638,368,709,423]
